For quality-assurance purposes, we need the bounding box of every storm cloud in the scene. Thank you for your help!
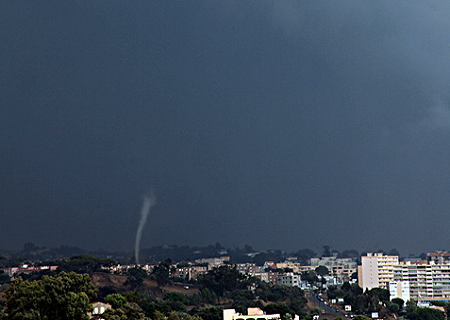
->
[1,1,450,255]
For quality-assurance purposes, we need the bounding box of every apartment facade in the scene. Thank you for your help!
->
[235,263,261,276]
[392,261,450,302]
[309,256,357,278]
[389,280,410,301]
[360,253,399,290]
[279,272,300,287]
[276,256,356,279]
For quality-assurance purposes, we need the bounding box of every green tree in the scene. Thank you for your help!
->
[0,270,10,285]
[163,292,189,305]
[105,293,128,309]
[409,308,444,320]
[97,286,118,301]
[392,297,404,309]
[315,265,329,277]
[167,311,180,320]
[4,271,98,320]
[197,265,246,300]
[444,303,450,320]
[102,302,148,320]
[151,259,172,287]
[195,307,222,320]
[263,303,295,320]
[124,267,147,290]
[406,299,417,317]
[57,254,115,275]
[184,315,203,320]
[387,302,399,314]
[163,292,188,312]
[309,307,322,315]
[301,271,319,285]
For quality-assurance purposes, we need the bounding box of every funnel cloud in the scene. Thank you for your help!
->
[135,192,156,265]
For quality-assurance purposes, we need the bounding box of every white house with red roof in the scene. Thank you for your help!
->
[263,261,276,269]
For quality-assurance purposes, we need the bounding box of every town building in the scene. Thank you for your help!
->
[223,307,299,320]
[263,261,277,269]
[173,265,208,280]
[255,271,281,285]
[392,260,450,303]
[279,272,300,287]
[359,253,399,291]
[427,251,450,264]
[89,302,112,319]
[194,256,230,267]
[389,280,410,301]
[235,263,261,276]
[309,255,357,279]
[277,256,357,279]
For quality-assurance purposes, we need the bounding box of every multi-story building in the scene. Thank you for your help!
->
[279,272,300,287]
[235,263,261,276]
[389,280,410,301]
[360,253,399,290]
[194,256,230,268]
[309,256,356,269]
[309,256,357,278]
[276,261,302,273]
[392,260,450,302]
[277,256,357,279]
[255,271,281,285]
[174,265,208,280]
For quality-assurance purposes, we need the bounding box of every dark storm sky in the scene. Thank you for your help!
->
[2,1,450,255]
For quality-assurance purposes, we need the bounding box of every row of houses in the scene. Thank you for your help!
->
[171,255,356,287]
[2,254,357,289]
[0,265,58,278]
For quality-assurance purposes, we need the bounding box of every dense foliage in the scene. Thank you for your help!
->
[3,271,97,320]
[327,282,389,315]
[91,265,308,320]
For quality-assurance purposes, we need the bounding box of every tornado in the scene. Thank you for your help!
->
[135,192,156,265]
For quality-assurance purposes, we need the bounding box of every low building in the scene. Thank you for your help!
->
[263,261,277,269]
[223,307,299,320]
[89,302,112,319]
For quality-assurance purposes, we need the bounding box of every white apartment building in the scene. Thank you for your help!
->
[361,251,450,302]
[360,253,399,291]
[389,280,410,301]
[393,261,450,302]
